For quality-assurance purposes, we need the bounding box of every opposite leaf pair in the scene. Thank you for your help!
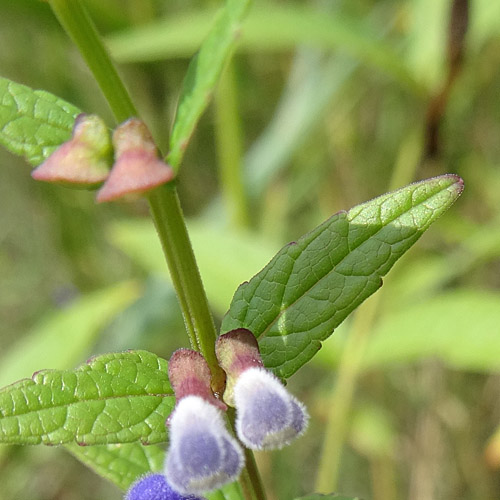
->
[162,328,309,496]
[31,115,174,201]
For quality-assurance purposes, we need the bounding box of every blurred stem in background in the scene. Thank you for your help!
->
[215,62,250,229]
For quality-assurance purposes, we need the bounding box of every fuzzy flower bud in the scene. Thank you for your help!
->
[125,473,204,500]
[216,328,309,450]
[233,367,309,450]
[96,118,174,202]
[165,396,244,496]
[31,113,112,188]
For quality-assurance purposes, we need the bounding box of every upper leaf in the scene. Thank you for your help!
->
[167,0,251,170]
[222,175,464,379]
[0,350,174,446]
[0,77,81,165]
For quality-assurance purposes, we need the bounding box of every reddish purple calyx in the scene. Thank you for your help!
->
[168,349,226,412]
[31,113,112,188]
[215,328,263,406]
[96,118,174,202]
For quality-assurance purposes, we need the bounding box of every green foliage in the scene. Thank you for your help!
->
[66,442,165,490]
[110,220,274,316]
[0,76,80,165]
[107,4,419,93]
[0,351,174,446]
[362,290,500,371]
[167,0,251,170]
[222,175,463,379]
[0,282,139,388]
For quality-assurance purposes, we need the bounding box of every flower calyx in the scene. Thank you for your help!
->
[96,118,174,202]
[31,113,112,188]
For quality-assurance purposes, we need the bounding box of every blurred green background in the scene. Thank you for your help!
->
[1,0,500,499]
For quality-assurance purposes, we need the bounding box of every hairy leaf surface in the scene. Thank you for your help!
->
[0,77,80,165]
[222,175,464,379]
[0,351,174,445]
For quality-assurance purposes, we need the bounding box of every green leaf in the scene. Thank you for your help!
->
[66,442,165,490]
[222,175,464,379]
[362,290,500,372]
[0,76,81,165]
[167,0,251,170]
[207,482,245,500]
[0,350,174,446]
[0,281,140,388]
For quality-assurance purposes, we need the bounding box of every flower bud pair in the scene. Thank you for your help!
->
[32,115,174,199]
[164,350,243,497]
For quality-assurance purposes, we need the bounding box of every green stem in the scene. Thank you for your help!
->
[227,408,267,500]
[48,2,265,498]
[147,184,225,390]
[49,0,136,123]
[214,62,250,228]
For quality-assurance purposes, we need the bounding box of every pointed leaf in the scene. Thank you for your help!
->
[0,350,174,446]
[66,442,165,490]
[167,0,251,170]
[0,77,81,165]
[222,175,464,379]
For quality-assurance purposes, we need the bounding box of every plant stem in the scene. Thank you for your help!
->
[214,62,250,229]
[48,3,266,499]
[48,0,136,123]
[227,408,267,500]
[47,0,224,387]
[147,184,225,390]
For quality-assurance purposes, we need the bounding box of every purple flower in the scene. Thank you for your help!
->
[233,367,309,450]
[125,473,204,500]
[165,396,244,495]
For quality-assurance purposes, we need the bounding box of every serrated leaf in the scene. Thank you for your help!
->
[167,0,251,170]
[0,350,174,446]
[66,442,165,490]
[0,76,81,165]
[222,175,464,379]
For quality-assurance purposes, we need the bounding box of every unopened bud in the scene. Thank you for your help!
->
[233,367,309,450]
[125,473,205,500]
[168,349,226,411]
[215,328,263,407]
[216,329,308,450]
[165,396,244,495]
[31,113,112,188]
[96,118,174,202]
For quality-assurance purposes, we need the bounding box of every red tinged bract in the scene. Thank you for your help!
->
[96,118,174,202]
